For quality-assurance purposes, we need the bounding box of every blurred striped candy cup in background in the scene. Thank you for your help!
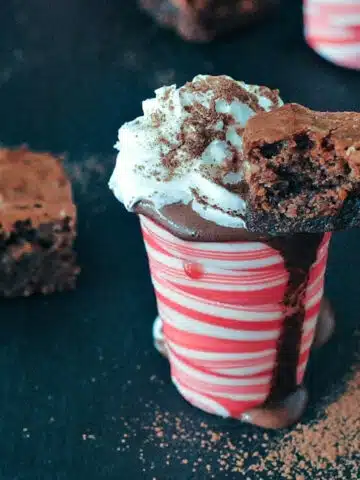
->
[304,0,360,69]
[140,215,331,419]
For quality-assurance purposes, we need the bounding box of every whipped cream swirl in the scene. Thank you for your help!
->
[109,75,283,229]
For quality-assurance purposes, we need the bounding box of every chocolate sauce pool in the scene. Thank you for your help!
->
[137,201,325,405]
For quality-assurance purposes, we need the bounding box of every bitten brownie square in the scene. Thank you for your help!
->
[0,148,79,297]
[243,103,360,234]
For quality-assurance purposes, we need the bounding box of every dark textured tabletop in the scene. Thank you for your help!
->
[0,1,359,479]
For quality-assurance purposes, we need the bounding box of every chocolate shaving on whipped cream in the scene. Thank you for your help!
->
[109,75,282,229]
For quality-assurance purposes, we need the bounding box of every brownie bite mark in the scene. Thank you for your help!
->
[243,103,360,233]
[0,148,79,297]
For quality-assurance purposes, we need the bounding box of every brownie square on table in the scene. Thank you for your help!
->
[0,148,79,297]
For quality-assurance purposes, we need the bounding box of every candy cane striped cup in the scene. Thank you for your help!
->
[140,215,331,419]
[304,0,360,70]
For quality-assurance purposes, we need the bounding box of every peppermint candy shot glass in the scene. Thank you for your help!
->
[109,75,335,429]
[141,216,332,429]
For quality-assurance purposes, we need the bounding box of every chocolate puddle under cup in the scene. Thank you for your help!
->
[140,215,332,428]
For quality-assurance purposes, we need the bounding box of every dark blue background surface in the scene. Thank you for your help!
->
[0,1,359,478]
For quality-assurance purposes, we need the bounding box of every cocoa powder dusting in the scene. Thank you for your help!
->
[184,76,270,112]
[118,336,359,478]
[64,154,109,195]
[64,153,113,215]
[117,405,272,477]
[251,339,360,478]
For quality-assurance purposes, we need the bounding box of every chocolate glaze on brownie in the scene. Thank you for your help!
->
[0,148,79,297]
[243,103,360,234]
[139,0,278,42]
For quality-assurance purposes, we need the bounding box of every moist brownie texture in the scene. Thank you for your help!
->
[0,148,79,297]
[243,103,360,234]
[139,0,277,42]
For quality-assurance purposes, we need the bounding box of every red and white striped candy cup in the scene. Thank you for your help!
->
[304,0,360,69]
[140,215,331,419]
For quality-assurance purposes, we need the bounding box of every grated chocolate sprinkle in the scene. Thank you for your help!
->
[158,76,281,183]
